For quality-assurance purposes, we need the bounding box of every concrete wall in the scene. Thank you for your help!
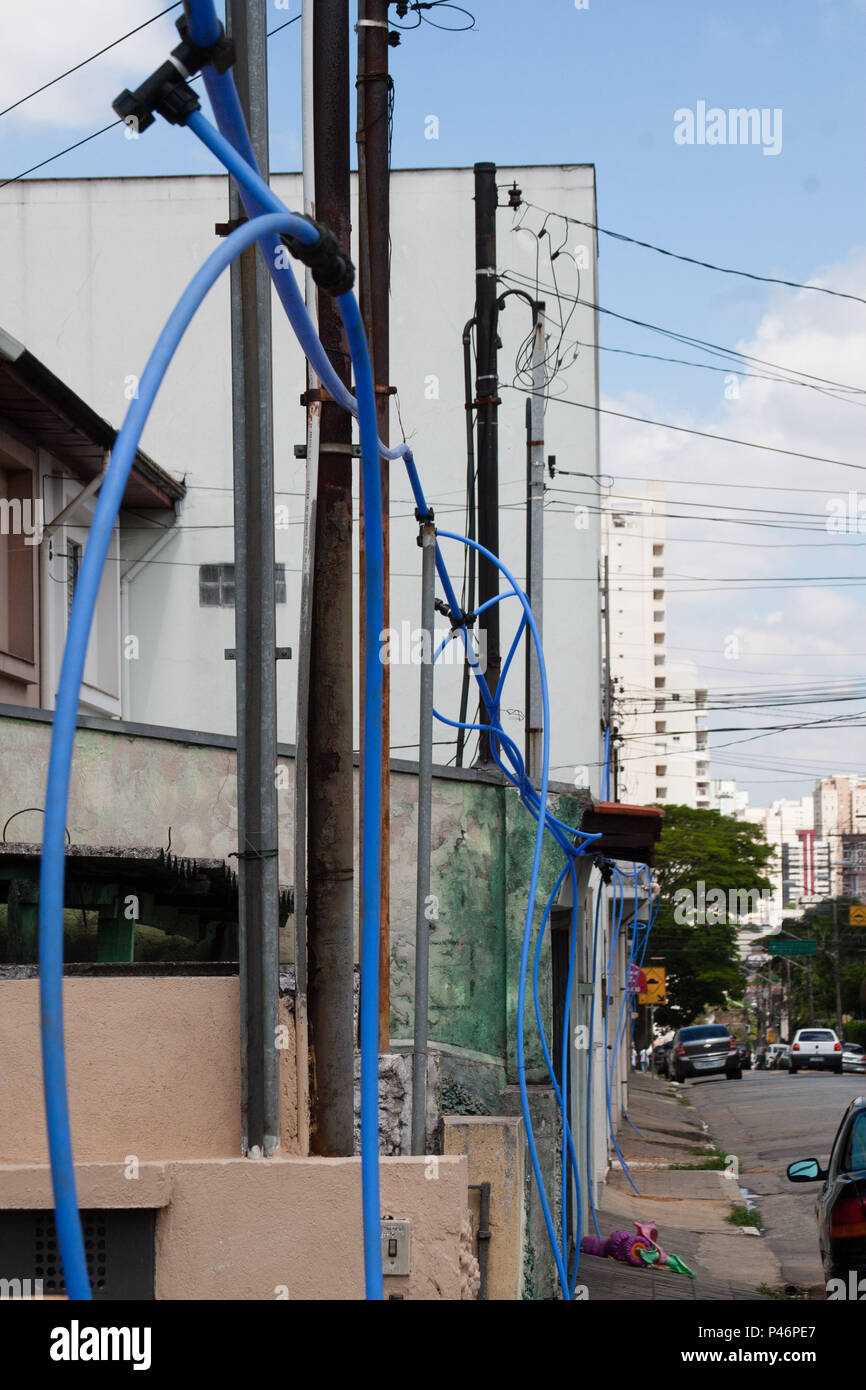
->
[0,1156,471,1300]
[443,1115,525,1301]
[0,710,588,1057]
[0,976,302,1163]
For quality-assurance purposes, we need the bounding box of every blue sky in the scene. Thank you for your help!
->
[3,0,866,804]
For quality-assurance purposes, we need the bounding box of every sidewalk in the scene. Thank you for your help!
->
[579,1073,777,1300]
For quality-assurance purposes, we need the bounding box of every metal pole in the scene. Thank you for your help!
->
[356,0,392,1054]
[473,162,500,761]
[307,0,355,1156]
[602,552,613,799]
[832,892,843,1036]
[412,521,436,1154]
[525,302,544,784]
[293,0,319,998]
[227,0,280,1157]
[456,317,477,768]
[808,955,815,1024]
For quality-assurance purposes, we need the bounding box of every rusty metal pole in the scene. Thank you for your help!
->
[357,0,392,1053]
[474,163,501,762]
[307,0,355,1156]
[525,302,545,784]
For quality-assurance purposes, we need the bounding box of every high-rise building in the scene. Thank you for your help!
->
[602,486,706,807]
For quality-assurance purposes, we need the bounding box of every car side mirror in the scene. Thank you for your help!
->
[786,1158,827,1183]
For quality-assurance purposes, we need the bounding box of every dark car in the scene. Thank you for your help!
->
[653,1041,672,1073]
[787,1096,866,1287]
[737,1042,752,1070]
[670,1024,742,1082]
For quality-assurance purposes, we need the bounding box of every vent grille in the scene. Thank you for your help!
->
[34,1212,108,1294]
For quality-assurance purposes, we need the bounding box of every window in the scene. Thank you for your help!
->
[654,677,665,689]
[843,1112,866,1173]
[654,655,664,666]
[656,787,667,799]
[654,632,664,644]
[652,544,663,556]
[653,611,664,623]
[654,698,665,711]
[652,566,663,578]
[655,765,667,777]
[655,721,666,733]
[199,563,287,607]
[653,589,664,601]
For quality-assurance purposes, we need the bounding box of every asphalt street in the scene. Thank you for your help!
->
[683,1066,866,1292]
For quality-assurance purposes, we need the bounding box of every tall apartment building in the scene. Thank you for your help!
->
[602,485,707,807]
[814,775,866,897]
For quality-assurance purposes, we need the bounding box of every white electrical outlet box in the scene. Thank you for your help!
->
[381,1219,410,1276]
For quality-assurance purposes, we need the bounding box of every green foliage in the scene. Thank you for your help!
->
[651,805,773,1026]
[726,1205,762,1229]
[753,899,866,1033]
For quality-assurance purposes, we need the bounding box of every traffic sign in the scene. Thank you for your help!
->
[769,940,817,956]
[638,966,666,1005]
[849,906,866,926]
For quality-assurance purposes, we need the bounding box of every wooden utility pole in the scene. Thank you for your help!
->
[357,0,393,1054]
[307,0,355,1156]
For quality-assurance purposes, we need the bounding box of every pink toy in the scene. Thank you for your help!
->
[580,1220,696,1278]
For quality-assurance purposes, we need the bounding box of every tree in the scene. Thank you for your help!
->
[649,805,774,1028]
[755,900,866,1032]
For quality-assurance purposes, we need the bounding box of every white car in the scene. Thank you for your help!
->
[789,1028,843,1075]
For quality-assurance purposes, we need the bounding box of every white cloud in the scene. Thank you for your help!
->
[0,2,180,129]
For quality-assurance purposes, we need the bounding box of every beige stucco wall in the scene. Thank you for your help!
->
[0,977,301,1163]
[443,1115,525,1300]
[0,1155,470,1300]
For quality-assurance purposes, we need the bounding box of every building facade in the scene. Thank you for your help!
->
[602,485,707,808]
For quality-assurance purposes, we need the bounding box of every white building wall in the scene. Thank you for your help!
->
[0,166,603,788]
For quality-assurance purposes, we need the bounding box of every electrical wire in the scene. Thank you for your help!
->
[517,199,866,310]
[0,5,183,121]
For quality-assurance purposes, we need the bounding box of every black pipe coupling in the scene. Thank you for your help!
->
[280,217,355,297]
[112,16,234,133]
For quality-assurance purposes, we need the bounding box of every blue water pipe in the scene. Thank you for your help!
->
[40,0,630,1301]
[39,210,318,1302]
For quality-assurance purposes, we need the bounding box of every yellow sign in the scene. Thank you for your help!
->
[768,1030,776,1044]
[638,967,666,1005]
[849,905,866,926]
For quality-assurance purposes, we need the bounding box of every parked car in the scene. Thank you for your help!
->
[737,1041,753,1070]
[787,1095,866,1284]
[789,1027,843,1075]
[669,1024,742,1082]
[653,1041,672,1073]
[774,1044,792,1071]
[842,1042,866,1075]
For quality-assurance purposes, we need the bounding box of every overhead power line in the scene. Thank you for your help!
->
[0,4,183,122]
[517,199,866,309]
[0,13,301,190]
[505,381,866,474]
[498,269,866,397]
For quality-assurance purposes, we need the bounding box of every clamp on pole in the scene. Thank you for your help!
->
[112,16,234,132]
